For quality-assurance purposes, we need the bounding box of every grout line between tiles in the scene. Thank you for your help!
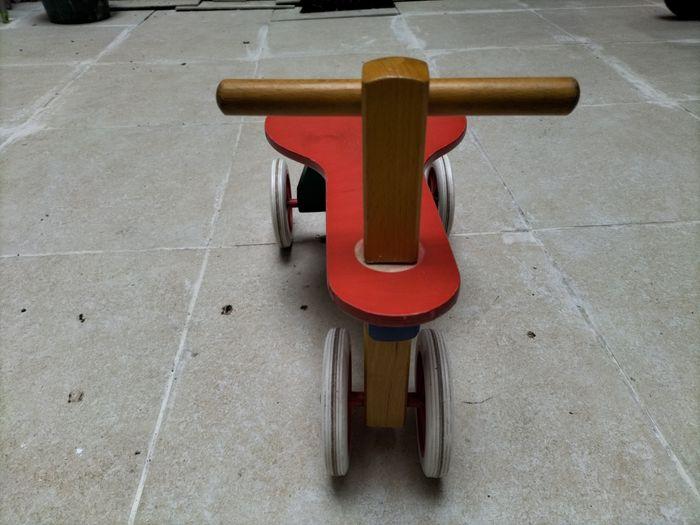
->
[579,101,674,108]
[97,56,258,66]
[401,3,656,17]
[532,219,700,233]
[467,129,530,230]
[4,40,695,71]
[421,38,699,63]
[124,26,272,518]
[0,11,155,152]
[0,245,206,259]
[580,42,679,108]
[126,246,211,525]
[249,23,270,61]
[390,14,426,51]
[36,121,243,132]
[533,236,700,501]
[126,119,245,524]
[451,229,525,238]
[469,102,699,499]
[211,241,278,248]
[528,8,694,115]
[3,219,698,260]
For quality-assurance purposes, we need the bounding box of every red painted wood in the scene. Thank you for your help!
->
[265,116,467,327]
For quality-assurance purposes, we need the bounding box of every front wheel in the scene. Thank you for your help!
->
[415,329,452,478]
[270,158,293,248]
[321,327,351,476]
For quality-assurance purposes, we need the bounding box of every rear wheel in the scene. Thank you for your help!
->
[425,155,455,234]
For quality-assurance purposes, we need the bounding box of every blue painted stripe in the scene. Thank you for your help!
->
[368,324,420,342]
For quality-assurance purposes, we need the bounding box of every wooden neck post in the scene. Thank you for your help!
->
[361,57,429,265]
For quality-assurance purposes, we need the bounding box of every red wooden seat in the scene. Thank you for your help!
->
[265,115,467,327]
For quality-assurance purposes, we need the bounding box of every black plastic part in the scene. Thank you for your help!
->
[297,166,326,213]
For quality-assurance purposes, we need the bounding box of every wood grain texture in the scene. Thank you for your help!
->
[264,115,465,326]
[217,76,580,116]
[363,325,413,428]
[361,56,429,264]
[217,79,359,116]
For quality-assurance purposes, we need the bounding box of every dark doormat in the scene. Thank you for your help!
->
[301,0,395,13]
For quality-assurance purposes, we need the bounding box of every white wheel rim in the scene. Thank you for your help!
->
[415,329,452,478]
[322,328,351,476]
[270,158,293,248]
[425,155,455,235]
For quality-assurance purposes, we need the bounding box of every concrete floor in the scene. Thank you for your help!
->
[1,0,699,523]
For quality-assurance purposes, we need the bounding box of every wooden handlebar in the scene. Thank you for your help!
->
[216,77,580,116]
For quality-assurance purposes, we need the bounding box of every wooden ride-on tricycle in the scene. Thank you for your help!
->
[217,57,579,478]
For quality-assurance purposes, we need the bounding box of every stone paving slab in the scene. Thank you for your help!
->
[109,0,199,9]
[4,8,153,28]
[470,103,700,229]
[0,125,239,255]
[524,0,655,7]
[404,10,576,50]
[265,15,417,57]
[0,64,75,128]
[539,222,700,479]
[1,1,699,523]
[42,61,254,128]
[179,1,286,11]
[681,100,700,117]
[256,50,427,77]
[0,26,125,65]
[133,239,699,523]
[398,0,532,14]
[539,5,700,44]
[99,10,271,63]
[0,250,203,524]
[601,41,700,101]
[213,120,324,246]
[429,45,645,106]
